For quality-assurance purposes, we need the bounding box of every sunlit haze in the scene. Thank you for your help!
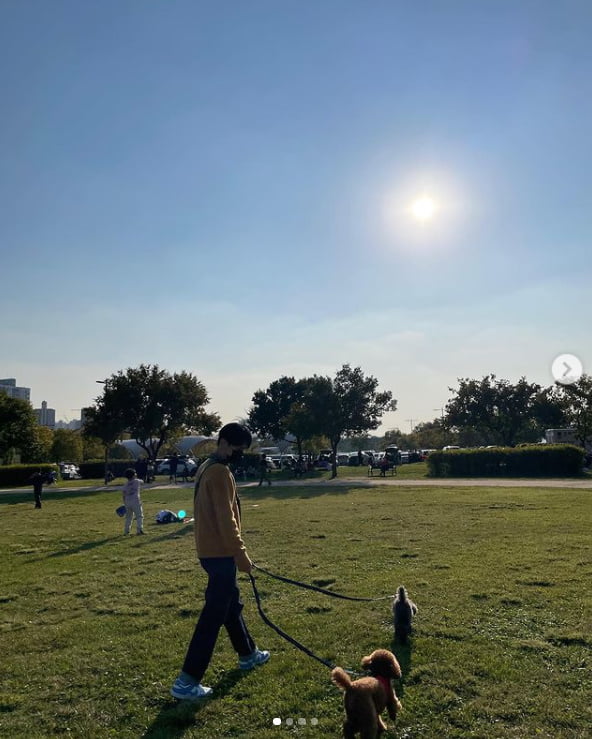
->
[411,196,438,221]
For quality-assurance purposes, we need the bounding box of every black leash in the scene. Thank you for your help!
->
[253,564,394,602]
[249,573,338,671]
[248,566,393,675]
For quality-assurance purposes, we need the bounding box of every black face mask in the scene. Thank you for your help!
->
[228,449,244,464]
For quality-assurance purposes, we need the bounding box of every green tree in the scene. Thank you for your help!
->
[86,364,220,465]
[82,434,107,461]
[407,420,453,450]
[83,402,129,484]
[556,374,592,447]
[0,394,38,464]
[444,375,542,447]
[51,428,83,464]
[248,377,309,454]
[298,365,396,478]
[382,428,409,449]
[21,425,55,463]
[108,442,133,460]
[531,386,568,431]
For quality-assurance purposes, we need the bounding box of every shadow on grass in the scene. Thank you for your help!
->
[142,669,248,739]
[0,486,110,506]
[146,523,194,544]
[28,523,195,561]
[391,636,413,699]
[240,483,352,502]
[26,535,123,561]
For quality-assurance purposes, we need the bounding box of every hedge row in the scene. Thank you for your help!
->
[427,444,585,477]
[0,464,58,488]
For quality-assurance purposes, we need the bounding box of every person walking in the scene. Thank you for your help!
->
[135,457,148,482]
[30,470,44,509]
[170,423,269,701]
[294,455,305,479]
[169,453,179,484]
[181,461,190,483]
[122,468,144,535]
[258,453,272,487]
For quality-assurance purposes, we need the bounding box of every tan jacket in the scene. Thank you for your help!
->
[193,459,250,570]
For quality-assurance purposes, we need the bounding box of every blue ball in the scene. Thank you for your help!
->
[178,510,186,520]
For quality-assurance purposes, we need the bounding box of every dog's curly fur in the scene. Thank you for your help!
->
[392,585,418,644]
[331,649,402,738]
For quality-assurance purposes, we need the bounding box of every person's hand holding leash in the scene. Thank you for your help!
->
[235,549,253,573]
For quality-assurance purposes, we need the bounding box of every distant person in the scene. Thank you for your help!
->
[30,470,44,509]
[294,455,305,479]
[170,423,269,701]
[121,468,144,535]
[181,461,190,483]
[43,469,57,485]
[135,457,148,482]
[169,454,179,484]
[258,453,271,487]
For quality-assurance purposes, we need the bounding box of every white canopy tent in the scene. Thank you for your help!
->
[117,435,216,460]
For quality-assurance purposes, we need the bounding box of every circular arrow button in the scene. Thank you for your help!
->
[551,354,583,385]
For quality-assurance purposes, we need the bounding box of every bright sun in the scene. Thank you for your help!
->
[410,195,438,221]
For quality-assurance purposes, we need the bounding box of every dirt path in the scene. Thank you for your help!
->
[240,476,592,489]
[3,476,591,496]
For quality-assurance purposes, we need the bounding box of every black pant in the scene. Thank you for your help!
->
[182,557,255,682]
[33,488,42,508]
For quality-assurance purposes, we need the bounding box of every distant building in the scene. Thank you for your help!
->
[35,400,56,429]
[0,378,31,402]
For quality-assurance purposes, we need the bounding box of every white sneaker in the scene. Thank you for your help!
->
[170,679,213,700]
[239,649,270,670]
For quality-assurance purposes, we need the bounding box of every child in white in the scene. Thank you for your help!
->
[122,468,144,535]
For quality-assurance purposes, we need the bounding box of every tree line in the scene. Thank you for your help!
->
[375,375,592,452]
[1,365,590,478]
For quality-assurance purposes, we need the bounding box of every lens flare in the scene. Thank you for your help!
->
[410,196,438,221]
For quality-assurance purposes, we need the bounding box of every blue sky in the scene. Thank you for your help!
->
[2,0,590,432]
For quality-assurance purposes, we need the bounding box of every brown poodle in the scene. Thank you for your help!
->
[331,649,402,738]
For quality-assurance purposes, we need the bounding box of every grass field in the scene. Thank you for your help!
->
[1,480,591,738]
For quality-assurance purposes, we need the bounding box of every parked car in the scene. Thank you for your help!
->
[317,449,333,463]
[59,463,81,480]
[157,456,197,475]
[420,449,436,460]
[348,453,361,466]
[268,454,296,469]
[361,450,379,464]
